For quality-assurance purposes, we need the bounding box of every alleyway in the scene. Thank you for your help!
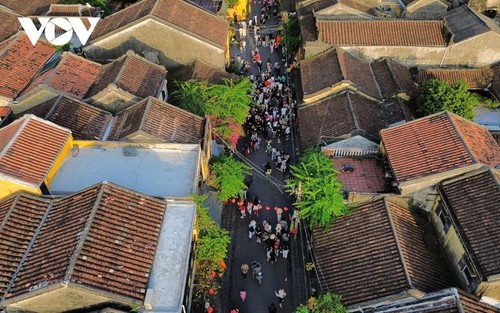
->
[219,2,308,312]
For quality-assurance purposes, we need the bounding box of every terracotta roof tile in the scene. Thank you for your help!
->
[0,0,59,15]
[387,60,418,95]
[300,49,342,97]
[108,97,205,144]
[333,157,386,193]
[441,168,500,277]
[381,112,499,183]
[0,115,71,186]
[0,194,50,297]
[313,197,450,306]
[7,182,167,301]
[317,20,447,46]
[0,33,57,99]
[491,62,500,98]
[89,0,228,47]
[299,15,318,42]
[444,6,492,43]
[458,289,500,313]
[0,7,20,43]
[86,51,166,99]
[22,53,102,99]
[298,92,356,148]
[20,95,112,140]
[450,114,500,167]
[349,91,387,136]
[337,49,380,98]
[370,59,417,99]
[415,68,494,90]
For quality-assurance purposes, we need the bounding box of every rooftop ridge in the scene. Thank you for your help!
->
[383,197,413,290]
[2,198,53,300]
[0,193,21,235]
[63,183,106,282]
[0,118,30,160]
[446,111,478,164]
[150,97,205,121]
[44,94,63,119]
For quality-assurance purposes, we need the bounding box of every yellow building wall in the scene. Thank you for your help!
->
[227,0,249,21]
[0,180,41,201]
[44,136,74,188]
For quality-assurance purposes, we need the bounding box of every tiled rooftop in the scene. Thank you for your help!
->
[299,91,400,148]
[317,20,447,46]
[415,67,494,90]
[168,59,236,91]
[86,51,167,99]
[0,194,51,297]
[89,0,228,47]
[20,94,113,140]
[6,182,167,301]
[381,112,500,182]
[0,33,57,99]
[22,52,102,99]
[444,6,493,43]
[333,157,386,193]
[313,197,451,306]
[0,0,58,15]
[440,168,500,278]
[0,6,20,43]
[300,49,343,97]
[0,114,71,186]
[491,62,500,98]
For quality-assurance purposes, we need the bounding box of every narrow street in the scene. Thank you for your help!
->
[219,2,308,312]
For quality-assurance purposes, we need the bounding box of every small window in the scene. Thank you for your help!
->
[436,203,451,233]
[459,255,478,290]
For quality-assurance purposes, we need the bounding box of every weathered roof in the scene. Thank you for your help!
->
[491,62,500,98]
[444,6,495,43]
[415,67,494,90]
[381,111,500,182]
[317,19,447,46]
[440,168,500,278]
[0,6,19,43]
[89,0,228,47]
[333,157,386,193]
[299,15,318,41]
[371,59,417,98]
[300,49,381,99]
[299,91,406,148]
[86,51,167,99]
[298,0,373,16]
[0,114,71,186]
[168,59,236,88]
[351,288,500,313]
[108,97,205,144]
[0,194,51,297]
[46,4,100,16]
[0,33,57,99]
[0,0,58,15]
[313,197,451,306]
[5,182,167,301]
[20,94,112,140]
[22,52,102,99]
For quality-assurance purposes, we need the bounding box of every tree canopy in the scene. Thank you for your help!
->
[209,155,251,201]
[172,78,253,146]
[417,79,479,120]
[280,15,300,55]
[296,293,347,313]
[287,149,349,228]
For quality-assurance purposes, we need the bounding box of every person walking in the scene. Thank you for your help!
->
[256,225,263,243]
[276,207,283,222]
[275,289,286,308]
[241,263,249,278]
[282,243,289,259]
[248,220,256,239]
[268,303,278,313]
[240,289,247,302]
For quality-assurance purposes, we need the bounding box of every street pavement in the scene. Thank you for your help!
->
[219,3,309,313]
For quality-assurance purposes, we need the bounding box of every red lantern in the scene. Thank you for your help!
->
[284,206,289,211]
[266,205,271,211]
[210,271,216,279]
[209,289,215,296]
[274,206,279,211]
[224,200,229,206]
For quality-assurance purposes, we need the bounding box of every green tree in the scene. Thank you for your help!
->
[417,79,479,120]
[280,15,300,54]
[296,293,347,313]
[287,149,349,228]
[210,155,251,201]
[171,80,207,116]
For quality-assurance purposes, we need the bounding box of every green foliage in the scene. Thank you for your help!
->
[210,155,251,201]
[172,80,207,116]
[172,78,252,145]
[53,43,71,52]
[296,293,347,313]
[287,149,349,228]
[280,15,301,54]
[58,0,110,15]
[226,0,239,8]
[417,79,479,120]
